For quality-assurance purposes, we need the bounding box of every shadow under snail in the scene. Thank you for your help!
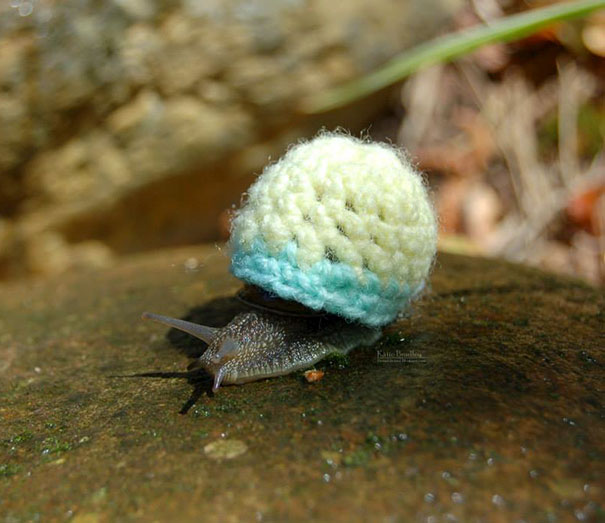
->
[141,133,437,391]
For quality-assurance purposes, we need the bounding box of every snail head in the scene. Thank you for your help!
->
[141,311,287,391]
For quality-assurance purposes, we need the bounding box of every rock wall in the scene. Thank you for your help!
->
[0,0,462,278]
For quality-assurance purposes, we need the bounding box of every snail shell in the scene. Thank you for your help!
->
[141,133,436,391]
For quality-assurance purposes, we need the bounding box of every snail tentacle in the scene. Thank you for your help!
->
[141,312,218,344]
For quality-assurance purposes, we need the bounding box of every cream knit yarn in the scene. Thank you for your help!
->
[230,134,437,327]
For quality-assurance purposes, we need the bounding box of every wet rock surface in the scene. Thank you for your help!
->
[0,247,603,521]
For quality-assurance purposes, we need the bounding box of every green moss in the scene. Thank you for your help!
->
[0,463,21,477]
[213,402,243,414]
[191,407,212,418]
[342,431,409,467]
[3,431,34,447]
[39,436,72,455]
[365,432,388,451]
[342,448,371,467]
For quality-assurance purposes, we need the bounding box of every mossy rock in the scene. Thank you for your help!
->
[0,247,602,521]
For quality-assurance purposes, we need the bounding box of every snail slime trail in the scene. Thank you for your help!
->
[142,133,437,390]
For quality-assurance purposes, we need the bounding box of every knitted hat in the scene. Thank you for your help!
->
[229,134,437,327]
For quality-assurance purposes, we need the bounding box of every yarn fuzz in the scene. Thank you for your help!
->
[230,134,437,327]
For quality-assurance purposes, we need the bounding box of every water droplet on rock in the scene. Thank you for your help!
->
[492,494,505,507]
[451,492,464,504]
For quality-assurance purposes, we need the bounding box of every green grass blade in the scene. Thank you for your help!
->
[301,0,605,114]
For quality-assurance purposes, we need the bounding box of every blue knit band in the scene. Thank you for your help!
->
[230,238,423,327]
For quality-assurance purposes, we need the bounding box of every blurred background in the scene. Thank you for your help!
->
[0,0,603,285]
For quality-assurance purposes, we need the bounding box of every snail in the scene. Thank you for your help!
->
[142,134,437,391]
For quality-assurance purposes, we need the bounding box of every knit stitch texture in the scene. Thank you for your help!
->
[230,134,437,327]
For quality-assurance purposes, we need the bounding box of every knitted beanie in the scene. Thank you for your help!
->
[229,134,437,327]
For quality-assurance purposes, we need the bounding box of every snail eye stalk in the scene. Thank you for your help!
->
[141,312,218,344]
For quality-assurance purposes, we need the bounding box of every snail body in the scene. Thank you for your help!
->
[142,133,437,390]
[142,297,381,391]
